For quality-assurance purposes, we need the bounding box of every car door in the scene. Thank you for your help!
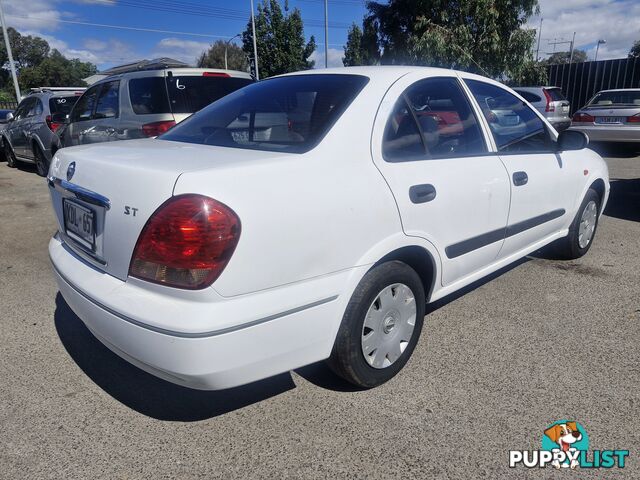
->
[464,79,578,259]
[22,97,44,160]
[8,98,34,157]
[372,73,511,287]
[81,80,121,144]
[64,85,100,147]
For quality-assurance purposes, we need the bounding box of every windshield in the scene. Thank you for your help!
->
[49,96,80,115]
[166,75,253,113]
[588,90,640,107]
[160,74,369,153]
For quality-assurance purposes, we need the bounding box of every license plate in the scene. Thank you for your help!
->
[596,116,625,124]
[63,199,95,250]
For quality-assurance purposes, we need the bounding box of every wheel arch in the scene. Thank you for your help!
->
[589,178,606,213]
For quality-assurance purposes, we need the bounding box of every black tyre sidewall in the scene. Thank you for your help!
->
[4,142,15,168]
[568,188,601,258]
[329,261,426,388]
[34,146,48,177]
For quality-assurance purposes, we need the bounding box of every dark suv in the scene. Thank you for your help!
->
[57,68,253,149]
[2,88,84,176]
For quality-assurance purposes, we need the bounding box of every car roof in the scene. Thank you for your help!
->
[94,67,253,85]
[595,88,640,93]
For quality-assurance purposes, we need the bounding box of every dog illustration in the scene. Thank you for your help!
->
[544,422,583,469]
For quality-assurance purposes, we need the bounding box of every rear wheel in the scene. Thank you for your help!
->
[554,188,601,259]
[327,261,425,388]
[4,141,16,168]
[34,145,49,177]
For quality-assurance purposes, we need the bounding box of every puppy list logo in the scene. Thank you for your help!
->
[509,420,629,469]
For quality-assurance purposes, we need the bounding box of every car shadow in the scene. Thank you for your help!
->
[54,294,296,421]
[603,178,640,223]
[588,142,640,158]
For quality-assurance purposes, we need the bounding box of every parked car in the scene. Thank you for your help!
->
[570,89,640,143]
[56,68,254,149]
[513,86,571,131]
[2,87,85,176]
[47,67,609,391]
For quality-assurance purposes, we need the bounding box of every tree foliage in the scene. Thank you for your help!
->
[357,0,539,80]
[0,27,97,99]
[197,40,248,71]
[343,24,363,66]
[545,49,588,65]
[629,40,640,58]
[343,20,380,66]
[242,0,316,78]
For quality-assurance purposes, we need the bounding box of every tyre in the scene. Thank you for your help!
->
[327,261,426,388]
[34,145,49,177]
[4,140,16,168]
[554,188,601,259]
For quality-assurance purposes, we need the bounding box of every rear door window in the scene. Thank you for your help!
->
[129,77,170,115]
[161,74,368,153]
[166,75,253,114]
[95,80,120,119]
[49,96,80,116]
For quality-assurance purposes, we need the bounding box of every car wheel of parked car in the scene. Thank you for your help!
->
[4,141,16,168]
[555,188,601,259]
[328,261,425,388]
[34,146,49,177]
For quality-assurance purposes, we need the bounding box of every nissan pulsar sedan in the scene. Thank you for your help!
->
[48,67,609,390]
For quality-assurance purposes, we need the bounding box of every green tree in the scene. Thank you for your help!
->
[629,40,640,58]
[343,24,363,66]
[18,50,97,89]
[343,20,381,66]
[509,60,548,86]
[545,49,588,64]
[242,0,316,78]
[364,0,540,79]
[197,40,249,71]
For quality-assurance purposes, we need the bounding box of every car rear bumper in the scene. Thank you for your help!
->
[50,235,358,390]
[570,125,640,143]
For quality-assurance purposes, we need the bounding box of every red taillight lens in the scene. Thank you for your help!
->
[543,89,555,112]
[573,112,595,123]
[627,114,640,123]
[203,72,230,77]
[45,115,62,133]
[141,120,176,137]
[129,195,241,289]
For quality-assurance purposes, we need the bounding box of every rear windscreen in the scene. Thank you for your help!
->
[588,90,640,107]
[166,75,253,114]
[160,74,369,154]
[49,96,80,115]
[129,77,171,115]
[546,88,566,101]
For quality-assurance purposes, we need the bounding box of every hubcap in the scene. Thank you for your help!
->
[578,200,597,249]
[361,283,417,369]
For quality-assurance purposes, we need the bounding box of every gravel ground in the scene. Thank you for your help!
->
[0,145,638,479]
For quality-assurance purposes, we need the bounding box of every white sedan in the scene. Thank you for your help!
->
[48,67,609,390]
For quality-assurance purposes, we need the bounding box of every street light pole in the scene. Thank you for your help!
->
[535,17,543,61]
[0,0,20,102]
[569,31,576,64]
[249,0,259,80]
[224,33,241,70]
[594,39,606,62]
[324,0,328,68]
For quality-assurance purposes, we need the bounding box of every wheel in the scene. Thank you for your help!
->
[554,188,601,259]
[4,140,16,168]
[34,145,49,177]
[327,261,426,388]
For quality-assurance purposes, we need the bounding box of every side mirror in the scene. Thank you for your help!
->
[6,112,13,122]
[51,112,68,124]
[557,129,589,151]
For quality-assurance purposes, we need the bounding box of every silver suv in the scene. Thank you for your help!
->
[513,86,571,131]
[57,67,253,149]
[2,88,84,176]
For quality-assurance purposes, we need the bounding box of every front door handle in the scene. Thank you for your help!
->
[513,171,528,186]
[409,184,437,204]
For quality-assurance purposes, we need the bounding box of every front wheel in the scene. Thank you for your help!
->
[4,141,16,168]
[554,188,601,259]
[34,146,49,177]
[327,261,425,388]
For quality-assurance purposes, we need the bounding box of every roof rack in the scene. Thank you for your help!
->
[29,87,86,93]
[99,57,191,76]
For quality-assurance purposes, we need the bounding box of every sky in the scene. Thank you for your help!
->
[4,0,639,73]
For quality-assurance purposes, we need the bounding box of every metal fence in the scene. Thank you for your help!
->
[547,57,640,113]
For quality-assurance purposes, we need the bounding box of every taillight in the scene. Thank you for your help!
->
[627,113,640,123]
[573,112,595,123]
[129,195,241,289]
[203,72,230,77]
[141,120,176,137]
[543,89,555,112]
[45,115,62,133]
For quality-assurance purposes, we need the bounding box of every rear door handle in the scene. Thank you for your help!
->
[409,184,437,204]
[513,171,528,186]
